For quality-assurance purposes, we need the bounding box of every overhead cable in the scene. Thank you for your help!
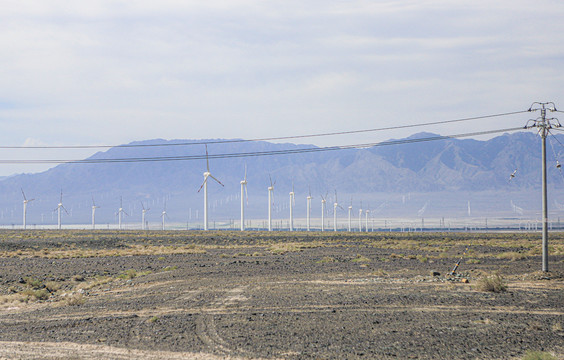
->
[0,127,524,164]
[0,110,529,150]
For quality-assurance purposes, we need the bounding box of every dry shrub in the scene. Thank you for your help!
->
[65,293,85,306]
[474,273,507,293]
[21,289,50,301]
[522,350,556,360]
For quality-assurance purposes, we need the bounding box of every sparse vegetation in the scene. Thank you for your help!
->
[118,269,152,280]
[352,254,371,263]
[522,350,556,360]
[474,273,507,293]
[316,256,337,264]
[21,288,50,301]
[65,292,85,306]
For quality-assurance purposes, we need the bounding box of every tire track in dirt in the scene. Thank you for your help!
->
[0,341,246,360]
[195,285,252,357]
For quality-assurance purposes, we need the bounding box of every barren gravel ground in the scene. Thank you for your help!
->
[0,230,562,359]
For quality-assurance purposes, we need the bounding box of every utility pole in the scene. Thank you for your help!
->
[526,102,560,272]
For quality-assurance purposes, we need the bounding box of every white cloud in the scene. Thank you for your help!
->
[0,0,563,175]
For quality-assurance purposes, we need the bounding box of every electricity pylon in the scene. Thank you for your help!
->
[525,102,560,272]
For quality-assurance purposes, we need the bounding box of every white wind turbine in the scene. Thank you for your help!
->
[306,187,312,232]
[54,190,68,230]
[161,200,168,230]
[197,145,224,231]
[21,189,34,230]
[333,190,343,232]
[91,196,99,230]
[348,197,353,232]
[117,197,128,230]
[268,175,276,231]
[141,202,150,230]
[240,165,248,231]
[289,181,295,231]
[320,192,328,232]
[365,204,370,232]
[358,201,363,232]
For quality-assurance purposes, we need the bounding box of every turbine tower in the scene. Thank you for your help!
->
[365,205,370,233]
[161,200,168,230]
[21,189,34,230]
[141,202,150,230]
[268,175,275,231]
[306,187,312,232]
[54,190,68,230]
[333,190,343,232]
[289,182,295,231]
[348,198,352,232]
[240,165,248,231]
[91,196,99,230]
[359,201,363,232]
[197,145,224,231]
[320,193,327,232]
[117,197,128,230]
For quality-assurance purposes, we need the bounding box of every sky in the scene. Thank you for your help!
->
[0,0,563,176]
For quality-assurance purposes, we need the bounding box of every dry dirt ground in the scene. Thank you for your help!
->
[0,230,562,359]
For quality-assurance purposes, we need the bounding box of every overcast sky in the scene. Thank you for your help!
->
[0,0,563,176]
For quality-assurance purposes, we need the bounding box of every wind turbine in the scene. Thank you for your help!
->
[91,196,99,230]
[240,165,248,231]
[21,189,34,230]
[333,190,343,232]
[117,197,128,230]
[161,200,168,230]
[359,201,363,232]
[306,187,312,231]
[197,145,224,231]
[365,204,370,232]
[268,175,275,231]
[54,190,68,230]
[320,193,327,232]
[348,197,352,232]
[289,181,295,231]
[141,202,150,230]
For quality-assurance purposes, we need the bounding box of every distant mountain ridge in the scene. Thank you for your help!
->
[0,131,561,225]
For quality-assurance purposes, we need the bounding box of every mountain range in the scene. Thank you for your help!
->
[0,131,562,226]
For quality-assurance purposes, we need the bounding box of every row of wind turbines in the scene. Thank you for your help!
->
[20,189,171,231]
[198,145,374,232]
[19,145,375,231]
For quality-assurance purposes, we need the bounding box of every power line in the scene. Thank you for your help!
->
[0,127,524,165]
[0,110,529,150]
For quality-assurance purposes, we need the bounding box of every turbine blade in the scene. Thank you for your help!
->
[244,163,247,181]
[21,188,26,201]
[209,174,224,186]
[244,184,249,206]
[62,206,69,215]
[197,178,208,193]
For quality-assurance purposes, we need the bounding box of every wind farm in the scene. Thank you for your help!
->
[2,1,564,357]
[1,116,564,360]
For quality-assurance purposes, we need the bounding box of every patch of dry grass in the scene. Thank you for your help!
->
[0,244,207,259]
[474,273,507,293]
[268,241,324,254]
